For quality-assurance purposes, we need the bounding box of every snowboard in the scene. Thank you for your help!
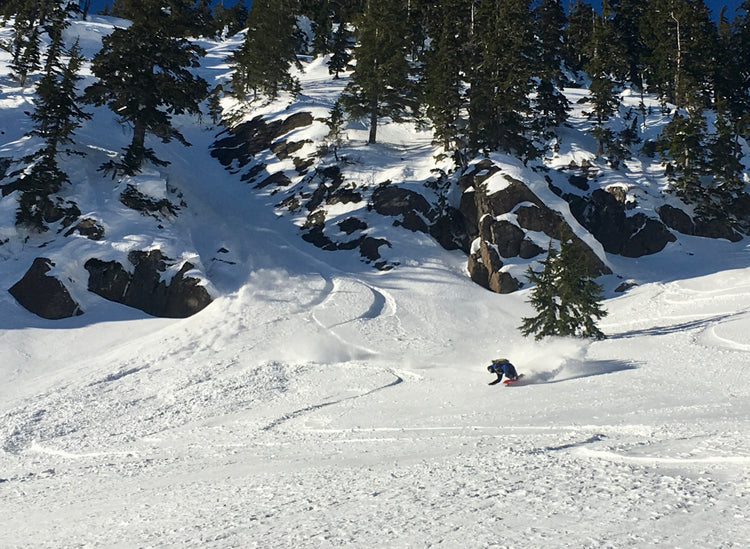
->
[488,373,524,386]
[503,374,525,386]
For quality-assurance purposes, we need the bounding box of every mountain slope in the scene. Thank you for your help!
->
[1,15,749,549]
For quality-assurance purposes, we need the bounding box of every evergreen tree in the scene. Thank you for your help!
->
[14,10,89,230]
[706,105,745,212]
[468,0,536,157]
[230,0,300,100]
[85,0,208,175]
[565,1,596,73]
[612,0,649,88]
[534,0,567,81]
[657,106,708,202]
[340,0,414,144]
[421,0,472,151]
[519,243,561,340]
[8,5,42,86]
[325,99,345,160]
[520,229,607,341]
[531,79,569,139]
[729,1,750,137]
[310,0,332,56]
[555,230,608,340]
[640,0,717,109]
[531,0,569,139]
[327,18,352,78]
[584,2,629,160]
[212,0,249,38]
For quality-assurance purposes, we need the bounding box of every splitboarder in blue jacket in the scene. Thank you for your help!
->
[487,358,518,385]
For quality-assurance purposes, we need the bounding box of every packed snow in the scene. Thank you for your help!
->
[1,15,749,549]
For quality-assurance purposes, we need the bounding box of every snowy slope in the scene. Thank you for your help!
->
[1,15,750,549]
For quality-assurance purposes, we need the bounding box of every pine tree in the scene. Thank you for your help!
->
[534,0,566,82]
[468,0,536,157]
[8,7,42,86]
[520,229,607,341]
[325,99,345,160]
[229,0,300,100]
[640,0,717,109]
[612,0,649,88]
[531,0,569,140]
[327,19,352,78]
[554,229,608,340]
[421,0,472,151]
[310,0,332,56]
[729,1,750,137]
[340,0,414,145]
[706,105,745,214]
[519,243,562,340]
[657,106,708,202]
[584,2,629,160]
[14,9,89,230]
[85,0,208,175]
[212,0,249,38]
[565,0,596,73]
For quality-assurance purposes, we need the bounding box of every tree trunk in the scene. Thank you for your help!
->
[125,118,147,172]
[671,11,683,108]
[368,97,378,144]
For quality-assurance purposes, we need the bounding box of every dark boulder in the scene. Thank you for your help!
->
[486,176,543,216]
[568,174,589,191]
[515,204,564,236]
[693,217,743,242]
[489,270,520,294]
[64,218,105,241]
[210,112,313,169]
[120,185,178,218]
[491,220,525,258]
[463,165,611,294]
[372,183,433,234]
[467,253,490,289]
[430,206,472,252]
[467,241,520,294]
[568,189,675,257]
[657,204,695,235]
[9,258,83,319]
[338,217,367,235]
[657,204,743,242]
[359,237,391,263]
[256,171,292,189]
[85,250,212,318]
[479,239,504,274]
[519,239,544,259]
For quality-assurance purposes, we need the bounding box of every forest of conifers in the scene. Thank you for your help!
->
[2,0,750,230]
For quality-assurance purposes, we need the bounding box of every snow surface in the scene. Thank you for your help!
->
[1,15,750,549]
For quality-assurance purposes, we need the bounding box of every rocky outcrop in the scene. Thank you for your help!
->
[120,184,179,218]
[372,183,432,233]
[657,204,743,242]
[567,189,676,257]
[85,250,212,318]
[64,218,105,240]
[461,162,610,293]
[210,111,314,173]
[9,258,83,319]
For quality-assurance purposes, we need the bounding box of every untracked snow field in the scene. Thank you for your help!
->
[1,15,750,549]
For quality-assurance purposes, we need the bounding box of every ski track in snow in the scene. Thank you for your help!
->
[2,18,750,549]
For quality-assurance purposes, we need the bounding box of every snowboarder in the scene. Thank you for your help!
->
[487,358,518,385]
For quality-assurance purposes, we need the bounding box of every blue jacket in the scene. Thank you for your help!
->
[489,361,517,379]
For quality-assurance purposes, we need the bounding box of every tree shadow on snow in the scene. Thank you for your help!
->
[605,312,744,340]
